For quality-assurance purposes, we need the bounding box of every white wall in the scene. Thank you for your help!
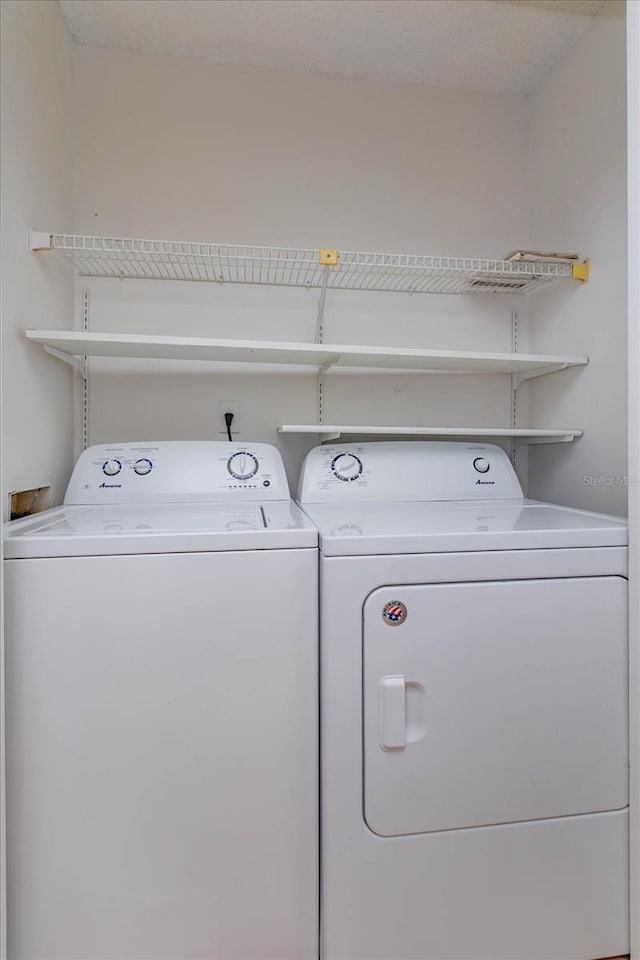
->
[0,2,75,955]
[1,0,76,516]
[527,1,628,516]
[626,2,640,954]
[72,46,532,487]
[73,45,530,251]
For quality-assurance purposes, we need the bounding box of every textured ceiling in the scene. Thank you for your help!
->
[58,0,609,96]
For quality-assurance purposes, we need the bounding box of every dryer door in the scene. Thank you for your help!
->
[363,577,628,837]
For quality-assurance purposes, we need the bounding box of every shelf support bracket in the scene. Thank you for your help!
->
[510,308,519,467]
[43,345,86,378]
[514,362,577,389]
[314,264,331,344]
[521,432,581,444]
[29,227,53,252]
[314,249,338,429]
[81,289,90,450]
[317,355,340,426]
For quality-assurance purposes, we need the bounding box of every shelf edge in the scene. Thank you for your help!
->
[277,425,583,444]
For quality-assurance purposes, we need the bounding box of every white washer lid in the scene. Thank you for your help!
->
[3,501,317,558]
[299,499,628,556]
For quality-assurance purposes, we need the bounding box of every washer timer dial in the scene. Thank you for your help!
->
[331,453,363,482]
[473,457,490,474]
[227,452,259,480]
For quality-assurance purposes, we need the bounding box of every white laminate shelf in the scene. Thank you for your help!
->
[277,425,583,444]
[26,331,588,381]
[29,232,588,295]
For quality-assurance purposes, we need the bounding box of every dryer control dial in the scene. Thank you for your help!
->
[227,452,259,480]
[331,453,363,482]
[473,457,490,474]
[102,459,122,477]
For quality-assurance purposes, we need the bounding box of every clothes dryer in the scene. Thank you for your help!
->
[4,441,318,960]
[298,440,629,960]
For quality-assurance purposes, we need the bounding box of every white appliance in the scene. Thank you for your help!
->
[298,440,629,960]
[4,441,318,960]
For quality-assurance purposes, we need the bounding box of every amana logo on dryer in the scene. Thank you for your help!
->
[382,601,408,626]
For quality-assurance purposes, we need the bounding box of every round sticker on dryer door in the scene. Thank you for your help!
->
[382,601,407,626]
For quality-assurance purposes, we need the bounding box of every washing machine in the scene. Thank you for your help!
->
[297,440,629,960]
[4,441,318,960]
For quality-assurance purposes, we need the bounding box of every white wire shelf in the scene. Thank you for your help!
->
[26,331,588,379]
[30,232,586,295]
[277,425,583,444]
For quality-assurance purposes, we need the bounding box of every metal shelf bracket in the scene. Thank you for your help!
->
[315,250,339,426]
[43,344,86,378]
[514,361,576,389]
[317,355,340,426]
[522,433,578,444]
[510,308,519,466]
[314,266,330,343]
[314,250,339,343]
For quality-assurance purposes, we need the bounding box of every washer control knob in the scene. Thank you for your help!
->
[102,459,122,477]
[133,458,153,475]
[227,452,259,480]
[331,453,363,482]
[473,457,490,474]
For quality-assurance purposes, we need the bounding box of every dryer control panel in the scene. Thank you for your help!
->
[65,441,291,504]
[297,441,523,503]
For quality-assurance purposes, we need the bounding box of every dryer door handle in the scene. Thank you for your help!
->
[379,675,406,750]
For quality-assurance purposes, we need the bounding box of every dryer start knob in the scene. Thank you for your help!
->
[473,457,490,474]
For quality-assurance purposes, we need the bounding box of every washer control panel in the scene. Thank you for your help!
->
[297,441,524,503]
[65,441,290,504]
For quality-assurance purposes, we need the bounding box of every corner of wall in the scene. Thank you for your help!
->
[525,1,628,516]
[1,0,77,520]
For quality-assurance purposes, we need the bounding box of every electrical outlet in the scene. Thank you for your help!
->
[219,400,240,437]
